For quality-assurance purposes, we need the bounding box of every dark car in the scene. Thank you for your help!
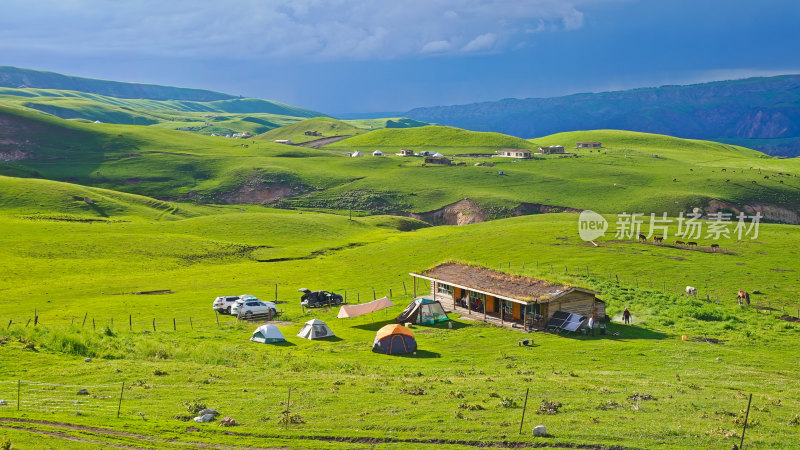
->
[298,288,344,308]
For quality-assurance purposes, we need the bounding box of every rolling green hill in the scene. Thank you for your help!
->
[0,175,212,220]
[326,125,539,150]
[0,66,235,101]
[0,84,324,137]
[255,117,368,144]
[343,117,429,130]
[2,105,798,223]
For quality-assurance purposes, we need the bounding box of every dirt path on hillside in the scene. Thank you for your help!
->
[0,417,623,449]
[0,418,278,449]
[297,135,351,148]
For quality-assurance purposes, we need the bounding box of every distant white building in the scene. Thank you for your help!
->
[372,150,383,156]
[274,139,294,145]
[496,149,532,158]
[350,151,363,157]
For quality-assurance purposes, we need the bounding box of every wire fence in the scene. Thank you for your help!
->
[0,379,546,434]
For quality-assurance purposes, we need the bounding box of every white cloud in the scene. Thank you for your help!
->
[462,33,497,52]
[421,40,453,54]
[0,0,601,61]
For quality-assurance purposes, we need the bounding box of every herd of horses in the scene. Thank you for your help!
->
[637,234,720,251]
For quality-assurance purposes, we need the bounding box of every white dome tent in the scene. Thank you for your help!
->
[250,324,286,343]
[296,319,335,340]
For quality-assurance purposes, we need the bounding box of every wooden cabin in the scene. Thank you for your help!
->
[410,262,604,331]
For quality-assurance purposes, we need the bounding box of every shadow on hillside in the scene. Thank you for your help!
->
[318,336,344,342]
[270,341,296,347]
[557,322,667,341]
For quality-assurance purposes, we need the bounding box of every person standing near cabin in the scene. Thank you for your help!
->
[623,307,631,324]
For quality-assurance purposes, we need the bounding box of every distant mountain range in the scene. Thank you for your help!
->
[405,75,800,157]
[0,66,236,102]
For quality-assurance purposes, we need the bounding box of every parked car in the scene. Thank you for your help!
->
[212,295,241,314]
[231,299,278,319]
[298,288,344,308]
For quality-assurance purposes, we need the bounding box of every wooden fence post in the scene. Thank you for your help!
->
[190,317,193,329]
[152,318,156,332]
[173,318,176,331]
[519,387,530,434]
[403,281,407,295]
[740,393,752,449]
[117,381,125,418]
[17,380,20,411]
[389,288,393,298]
[215,311,220,328]
[7,320,11,330]
[129,315,132,331]
[92,318,95,330]
[82,312,88,327]
[372,289,376,301]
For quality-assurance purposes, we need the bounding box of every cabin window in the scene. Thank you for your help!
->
[469,291,484,302]
[437,283,453,295]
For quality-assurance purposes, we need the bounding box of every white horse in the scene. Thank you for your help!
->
[685,286,697,297]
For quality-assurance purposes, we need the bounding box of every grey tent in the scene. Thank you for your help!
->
[296,319,335,340]
[396,298,450,325]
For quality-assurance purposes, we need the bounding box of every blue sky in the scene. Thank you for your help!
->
[1,0,799,114]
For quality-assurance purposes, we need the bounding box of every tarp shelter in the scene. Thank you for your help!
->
[350,151,362,157]
[337,296,394,318]
[297,319,335,340]
[396,298,450,325]
[250,324,286,343]
[372,324,417,355]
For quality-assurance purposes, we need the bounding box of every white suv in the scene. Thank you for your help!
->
[212,296,241,314]
[231,299,278,319]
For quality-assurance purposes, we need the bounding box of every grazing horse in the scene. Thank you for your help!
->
[653,236,664,243]
[738,290,750,306]
[675,240,685,246]
[710,243,720,252]
[685,286,697,298]
[687,241,698,247]
[638,234,647,241]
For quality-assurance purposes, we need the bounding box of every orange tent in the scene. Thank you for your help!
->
[372,324,417,354]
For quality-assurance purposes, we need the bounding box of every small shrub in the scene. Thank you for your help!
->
[488,392,500,398]
[446,390,465,399]
[459,402,485,411]
[102,325,115,337]
[183,399,206,415]
[153,369,168,376]
[279,412,304,425]
[0,437,11,450]
[498,396,517,408]
[536,399,561,415]
[597,400,620,410]
[400,386,426,396]
[627,393,657,402]
[788,414,800,426]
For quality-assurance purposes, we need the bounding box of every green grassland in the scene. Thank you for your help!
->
[255,117,369,144]
[326,124,541,151]
[342,117,429,130]
[0,200,799,448]
[3,106,799,220]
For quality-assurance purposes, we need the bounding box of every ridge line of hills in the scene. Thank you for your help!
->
[405,74,800,157]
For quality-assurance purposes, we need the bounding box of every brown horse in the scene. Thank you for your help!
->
[687,241,698,247]
[675,240,685,246]
[638,234,647,241]
[653,236,664,243]
[710,243,720,252]
[738,290,750,306]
